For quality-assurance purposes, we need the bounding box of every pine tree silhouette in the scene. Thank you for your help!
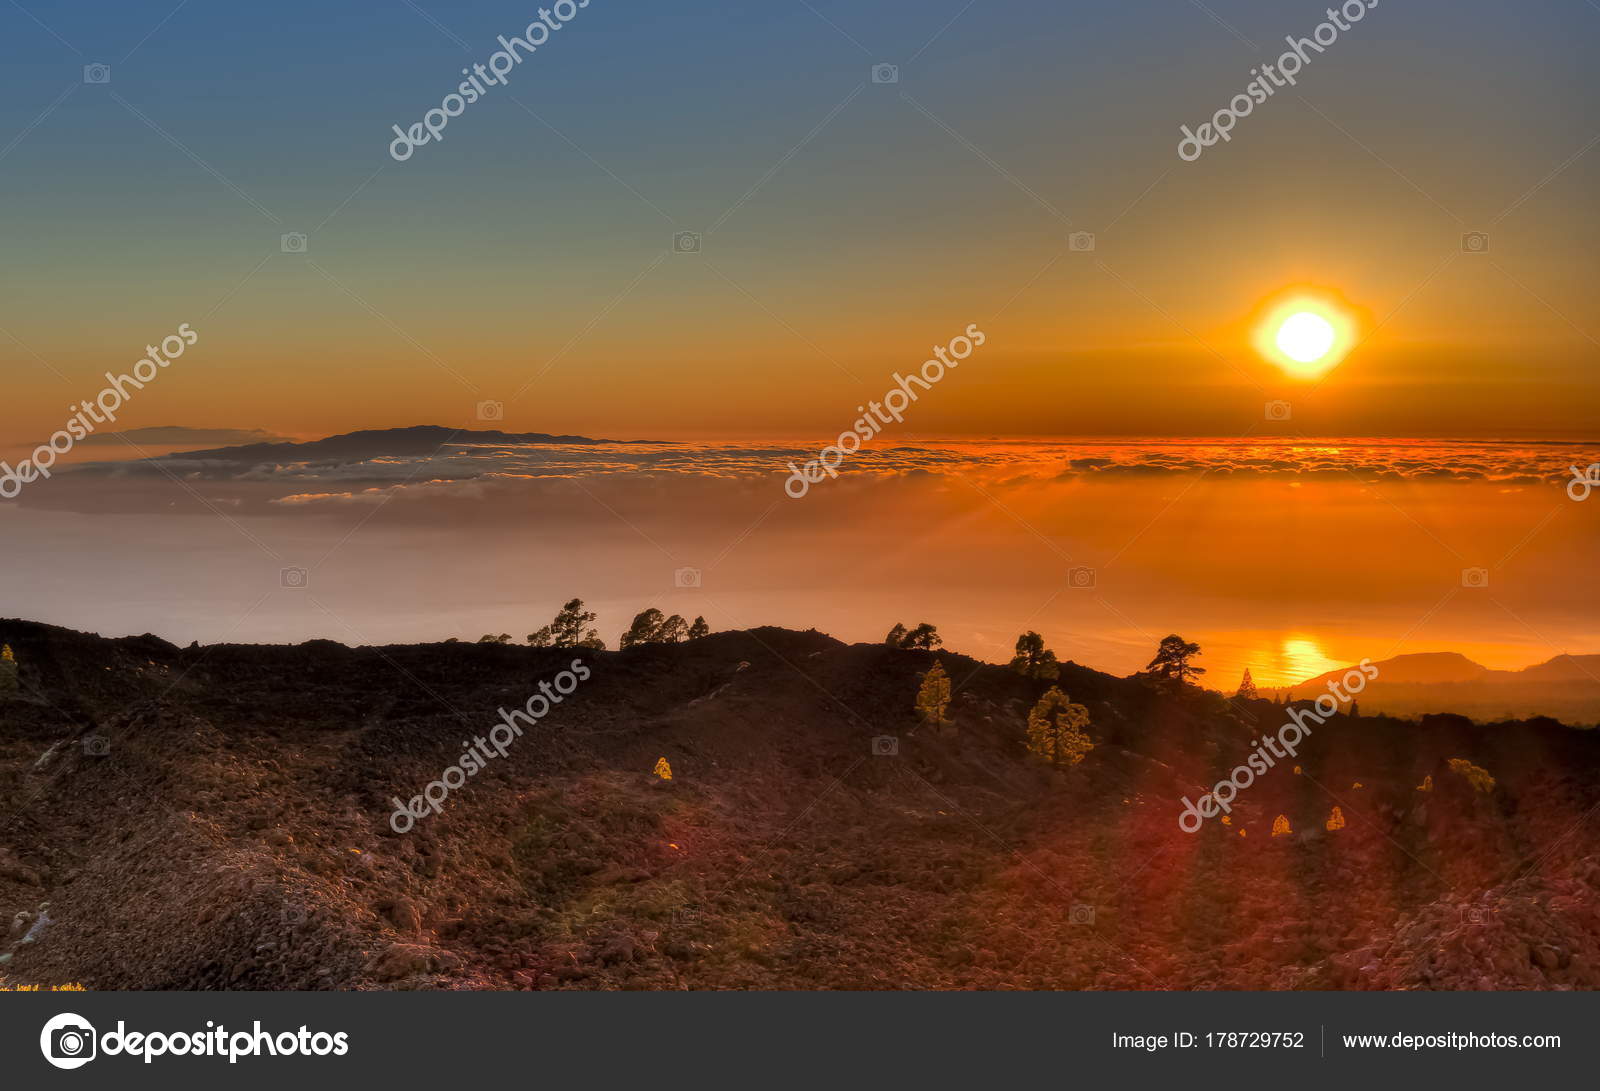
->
[1234,668,1258,700]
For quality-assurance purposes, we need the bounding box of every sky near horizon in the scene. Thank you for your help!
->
[0,2,1596,685]
[0,0,1596,442]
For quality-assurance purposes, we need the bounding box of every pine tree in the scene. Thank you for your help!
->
[885,622,941,650]
[1026,687,1094,768]
[1234,668,1258,700]
[688,616,710,640]
[621,609,692,648]
[914,662,951,729]
[1272,814,1292,837]
[655,615,689,643]
[528,598,605,649]
[1145,635,1205,689]
[1008,631,1060,681]
[620,609,666,649]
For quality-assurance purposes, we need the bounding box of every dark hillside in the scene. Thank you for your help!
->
[1,619,1597,990]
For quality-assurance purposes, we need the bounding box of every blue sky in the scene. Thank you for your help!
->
[0,0,1595,437]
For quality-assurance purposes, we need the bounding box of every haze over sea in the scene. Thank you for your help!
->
[3,432,1594,689]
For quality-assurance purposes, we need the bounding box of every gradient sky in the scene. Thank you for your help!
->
[1,0,1596,441]
[1,2,1596,685]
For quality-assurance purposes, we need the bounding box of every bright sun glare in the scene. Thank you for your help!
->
[1275,312,1336,365]
[1253,293,1358,379]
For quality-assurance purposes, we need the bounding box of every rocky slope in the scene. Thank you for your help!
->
[0,619,1596,990]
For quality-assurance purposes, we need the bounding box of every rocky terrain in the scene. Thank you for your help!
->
[0,619,1597,990]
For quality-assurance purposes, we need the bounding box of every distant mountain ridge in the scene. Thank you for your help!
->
[1265,651,1600,724]
[65,426,293,449]
[161,425,631,463]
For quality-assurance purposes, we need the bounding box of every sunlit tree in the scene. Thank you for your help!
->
[1008,631,1060,681]
[653,757,673,780]
[915,662,952,729]
[1325,806,1346,831]
[1447,758,1495,793]
[0,644,15,694]
[1271,815,1292,837]
[1026,687,1093,768]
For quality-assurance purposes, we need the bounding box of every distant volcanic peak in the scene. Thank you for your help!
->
[1275,650,1600,694]
[1273,651,1489,693]
[73,425,293,449]
[1365,652,1490,685]
[1515,654,1600,683]
[161,425,617,463]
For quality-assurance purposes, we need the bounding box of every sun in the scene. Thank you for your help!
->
[1252,291,1359,379]
[1276,312,1335,365]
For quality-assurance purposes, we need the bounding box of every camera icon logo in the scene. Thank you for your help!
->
[1265,400,1292,421]
[40,1013,98,1070]
[1461,231,1490,254]
[280,232,308,254]
[82,64,111,84]
[281,566,309,589]
[1462,567,1489,589]
[1070,904,1096,926]
[673,231,702,254]
[476,399,505,422]
[674,567,702,589]
[82,734,110,757]
[1068,231,1096,253]
[871,735,899,757]
[1068,566,1097,590]
[871,63,899,84]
